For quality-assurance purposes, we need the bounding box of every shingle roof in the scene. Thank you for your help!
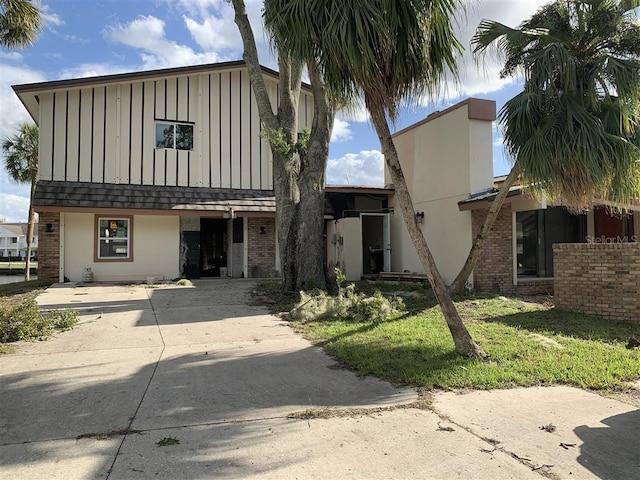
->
[33,181,276,213]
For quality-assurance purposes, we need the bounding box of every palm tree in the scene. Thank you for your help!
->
[450,0,640,293]
[0,0,42,48]
[2,122,38,280]
[265,0,484,356]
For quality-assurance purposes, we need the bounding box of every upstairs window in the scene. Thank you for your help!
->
[155,121,194,151]
[10,237,17,244]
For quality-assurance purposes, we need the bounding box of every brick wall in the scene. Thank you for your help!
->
[247,217,276,278]
[554,243,640,323]
[37,212,60,283]
[471,205,514,294]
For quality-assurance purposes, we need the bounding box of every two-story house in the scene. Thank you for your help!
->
[14,60,314,283]
[0,222,38,259]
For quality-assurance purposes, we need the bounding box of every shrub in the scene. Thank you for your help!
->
[289,268,405,324]
[0,299,79,343]
[48,309,79,331]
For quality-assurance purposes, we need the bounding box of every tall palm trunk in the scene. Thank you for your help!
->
[366,95,484,357]
[449,162,520,294]
[24,179,36,281]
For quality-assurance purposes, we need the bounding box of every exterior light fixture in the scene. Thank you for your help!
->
[415,211,424,224]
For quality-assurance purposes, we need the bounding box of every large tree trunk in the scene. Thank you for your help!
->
[366,96,484,357]
[24,179,36,281]
[448,163,520,294]
[293,62,334,290]
[232,0,333,292]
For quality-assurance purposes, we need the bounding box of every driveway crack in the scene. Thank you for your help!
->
[105,287,166,479]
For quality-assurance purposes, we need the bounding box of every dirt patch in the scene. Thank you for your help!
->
[603,381,640,408]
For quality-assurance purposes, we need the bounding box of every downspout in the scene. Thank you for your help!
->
[59,212,65,283]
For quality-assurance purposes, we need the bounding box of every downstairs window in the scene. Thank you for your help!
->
[95,216,133,261]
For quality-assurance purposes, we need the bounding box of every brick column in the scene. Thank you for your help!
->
[247,217,276,277]
[471,205,514,293]
[37,212,60,283]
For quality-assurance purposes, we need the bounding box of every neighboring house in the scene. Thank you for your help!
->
[457,181,638,294]
[13,60,314,283]
[378,97,638,294]
[0,223,38,259]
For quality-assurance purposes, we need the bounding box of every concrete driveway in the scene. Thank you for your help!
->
[0,280,638,479]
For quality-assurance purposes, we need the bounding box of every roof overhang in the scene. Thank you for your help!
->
[33,181,276,217]
[457,186,523,211]
[325,185,395,196]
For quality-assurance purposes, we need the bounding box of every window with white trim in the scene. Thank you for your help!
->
[97,217,131,260]
[155,121,194,150]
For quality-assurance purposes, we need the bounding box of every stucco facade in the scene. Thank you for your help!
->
[385,98,496,285]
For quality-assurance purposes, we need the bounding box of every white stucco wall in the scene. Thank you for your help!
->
[63,213,180,282]
[386,99,496,284]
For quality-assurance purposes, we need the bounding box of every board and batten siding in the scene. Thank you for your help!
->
[37,68,315,190]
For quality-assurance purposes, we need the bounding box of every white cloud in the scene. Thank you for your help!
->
[104,15,223,70]
[184,12,242,52]
[57,63,132,80]
[422,0,550,102]
[331,118,352,143]
[327,150,384,186]
[180,0,276,69]
[0,51,23,61]
[0,193,30,223]
[0,64,45,222]
[41,4,64,28]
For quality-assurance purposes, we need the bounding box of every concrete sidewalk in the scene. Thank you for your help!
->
[0,280,638,479]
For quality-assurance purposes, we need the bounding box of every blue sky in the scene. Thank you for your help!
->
[0,0,550,222]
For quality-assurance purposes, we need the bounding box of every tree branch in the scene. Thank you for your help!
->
[230,0,278,131]
[449,162,521,294]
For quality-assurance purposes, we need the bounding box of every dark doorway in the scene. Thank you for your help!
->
[182,231,200,279]
[200,219,228,277]
[361,215,384,274]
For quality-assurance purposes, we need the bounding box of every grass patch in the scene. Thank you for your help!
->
[0,280,51,298]
[0,280,79,345]
[156,436,180,447]
[267,283,639,391]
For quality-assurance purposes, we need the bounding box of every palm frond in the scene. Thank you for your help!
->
[0,0,43,48]
[264,0,464,120]
[475,0,640,210]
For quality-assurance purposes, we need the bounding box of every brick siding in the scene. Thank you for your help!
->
[471,206,514,294]
[37,212,60,283]
[247,217,276,278]
[554,243,640,323]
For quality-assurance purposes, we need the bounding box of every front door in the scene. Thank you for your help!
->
[182,231,200,279]
[361,213,391,274]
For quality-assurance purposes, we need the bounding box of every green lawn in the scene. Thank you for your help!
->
[265,282,640,391]
[0,260,38,269]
